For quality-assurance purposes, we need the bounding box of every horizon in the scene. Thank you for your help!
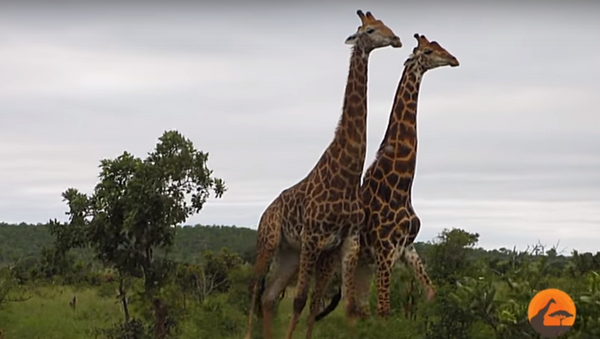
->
[0,221,580,255]
[1,1,599,252]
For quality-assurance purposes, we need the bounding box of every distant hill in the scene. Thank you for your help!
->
[169,225,258,263]
[0,222,54,264]
[0,222,258,265]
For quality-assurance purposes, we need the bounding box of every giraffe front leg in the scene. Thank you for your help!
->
[285,240,319,339]
[341,234,361,323]
[375,248,394,318]
[403,245,435,302]
[305,251,337,339]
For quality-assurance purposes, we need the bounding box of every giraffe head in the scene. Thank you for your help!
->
[345,10,402,51]
[405,33,459,70]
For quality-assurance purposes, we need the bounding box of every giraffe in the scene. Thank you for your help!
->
[359,33,459,317]
[311,33,460,320]
[243,10,402,339]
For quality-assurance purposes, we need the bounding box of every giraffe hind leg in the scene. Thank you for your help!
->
[354,262,373,319]
[262,248,300,339]
[243,211,282,339]
[402,244,435,302]
[285,237,321,339]
[244,248,277,339]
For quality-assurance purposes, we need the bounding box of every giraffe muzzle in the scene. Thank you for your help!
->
[391,36,402,48]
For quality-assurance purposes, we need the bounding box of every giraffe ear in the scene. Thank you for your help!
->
[345,33,359,45]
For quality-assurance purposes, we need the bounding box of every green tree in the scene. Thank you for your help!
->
[201,248,243,296]
[427,228,480,285]
[47,130,225,334]
[421,229,482,339]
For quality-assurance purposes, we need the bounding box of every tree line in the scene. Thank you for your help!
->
[0,222,258,266]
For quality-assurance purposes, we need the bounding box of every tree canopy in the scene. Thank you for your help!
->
[46,130,226,294]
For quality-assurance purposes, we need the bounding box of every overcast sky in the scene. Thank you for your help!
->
[1,1,599,253]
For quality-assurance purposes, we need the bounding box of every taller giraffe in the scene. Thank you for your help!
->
[243,10,402,339]
[311,33,460,320]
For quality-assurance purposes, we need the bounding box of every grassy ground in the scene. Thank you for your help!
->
[235,291,420,339]
[0,286,123,339]
[0,285,354,339]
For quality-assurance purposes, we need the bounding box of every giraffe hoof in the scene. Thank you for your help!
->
[358,311,370,320]
[425,289,436,302]
[348,317,357,328]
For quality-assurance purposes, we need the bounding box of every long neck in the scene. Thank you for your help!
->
[324,43,370,176]
[377,60,425,187]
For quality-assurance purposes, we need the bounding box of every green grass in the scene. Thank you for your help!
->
[174,289,354,339]
[0,285,421,339]
[0,286,123,339]
[237,292,423,339]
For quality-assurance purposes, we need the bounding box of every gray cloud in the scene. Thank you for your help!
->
[1,2,599,252]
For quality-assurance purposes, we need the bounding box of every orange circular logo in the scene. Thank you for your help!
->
[528,288,576,338]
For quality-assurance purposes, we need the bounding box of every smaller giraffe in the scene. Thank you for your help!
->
[361,33,458,318]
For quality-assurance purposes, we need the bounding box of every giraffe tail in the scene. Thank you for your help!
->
[255,273,268,317]
[314,285,342,322]
[247,248,274,320]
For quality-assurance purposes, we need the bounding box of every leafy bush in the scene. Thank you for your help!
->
[179,295,246,339]
[90,318,149,339]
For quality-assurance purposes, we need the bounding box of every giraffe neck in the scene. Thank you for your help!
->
[325,42,371,178]
[377,60,425,190]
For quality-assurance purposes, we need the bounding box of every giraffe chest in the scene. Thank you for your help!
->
[281,221,348,252]
[280,217,304,250]
[356,239,409,267]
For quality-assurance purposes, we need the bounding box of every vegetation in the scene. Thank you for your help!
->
[1,130,599,339]
[0,223,256,267]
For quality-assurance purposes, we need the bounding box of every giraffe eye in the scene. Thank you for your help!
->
[424,49,433,55]
[366,28,375,34]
